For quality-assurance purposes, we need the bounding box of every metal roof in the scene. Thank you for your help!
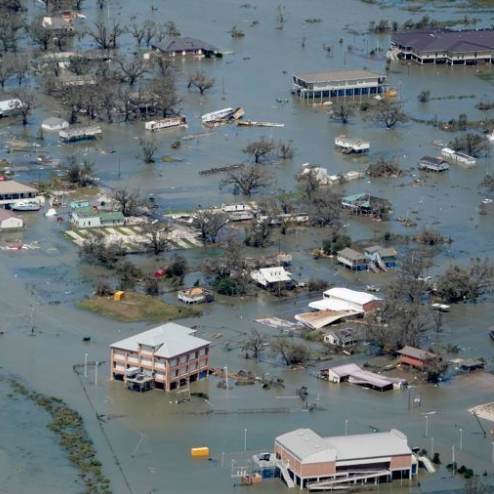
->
[100,211,124,222]
[324,287,381,306]
[392,29,494,53]
[0,180,37,195]
[276,428,411,464]
[0,99,23,113]
[111,323,210,359]
[294,70,382,83]
[398,345,436,361]
[338,247,367,261]
[251,267,292,286]
[152,37,217,53]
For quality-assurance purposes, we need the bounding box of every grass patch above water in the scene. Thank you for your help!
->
[77,292,198,322]
[9,379,112,494]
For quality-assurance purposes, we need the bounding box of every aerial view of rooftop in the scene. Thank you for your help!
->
[2,0,494,493]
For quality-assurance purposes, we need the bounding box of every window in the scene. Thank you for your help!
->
[179,355,187,364]
[170,358,178,367]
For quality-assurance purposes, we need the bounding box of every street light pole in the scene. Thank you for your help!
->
[84,353,88,378]
[459,428,463,452]
[425,415,429,438]
[431,437,434,457]
[345,420,348,436]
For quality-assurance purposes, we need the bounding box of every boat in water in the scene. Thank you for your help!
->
[45,208,58,217]
[431,303,450,312]
[11,200,42,211]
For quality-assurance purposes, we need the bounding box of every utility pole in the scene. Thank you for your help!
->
[84,353,88,378]
[244,429,247,452]
[29,305,36,336]
[425,415,429,438]
[459,428,463,452]
[95,362,99,386]
[431,437,434,457]
[345,419,348,436]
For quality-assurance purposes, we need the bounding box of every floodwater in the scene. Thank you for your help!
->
[1,0,494,493]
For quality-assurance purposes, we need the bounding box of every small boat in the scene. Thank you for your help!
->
[11,200,42,211]
[482,198,493,205]
[366,285,380,292]
[431,303,450,312]
[487,129,494,142]
[45,208,57,217]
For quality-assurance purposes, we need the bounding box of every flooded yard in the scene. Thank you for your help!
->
[1,0,494,493]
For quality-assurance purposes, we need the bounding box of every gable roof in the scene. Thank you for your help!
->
[0,180,37,195]
[0,209,19,221]
[251,267,292,286]
[398,345,437,361]
[338,247,366,261]
[111,323,210,359]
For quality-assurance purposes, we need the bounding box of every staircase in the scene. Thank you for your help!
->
[375,254,388,272]
[277,460,295,488]
[368,261,379,273]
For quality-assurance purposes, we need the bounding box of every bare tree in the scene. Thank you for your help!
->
[53,28,73,52]
[277,140,295,160]
[220,165,274,196]
[149,76,181,117]
[89,21,124,50]
[13,88,36,125]
[371,100,409,128]
[480,174,494,192]
[276,4,286,30]
[297,167,320,201]
[139,138,159,164]
[0,15,22,52]
[330,103,354,124]
[12,57,28,86]
[307,189,341,227]
[163,21,180,37]
[367,155,401,177]
[271,337,309,366]
[129,23,145,46]
[192,209,228,244]
[186,70,215,95]
[67,54,91,75]
[0,57,15,88]
[243,138,276,163]
[244,219,272,247]
[27,15,52,51]
[242,329,266,358]
[116,56,149,86]
[143,20,158,47]
[449,133,489,158]
[140,221,172,255]
[111,187,141,216]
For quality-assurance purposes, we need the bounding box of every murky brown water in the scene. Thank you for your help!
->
[1,0,494,492]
